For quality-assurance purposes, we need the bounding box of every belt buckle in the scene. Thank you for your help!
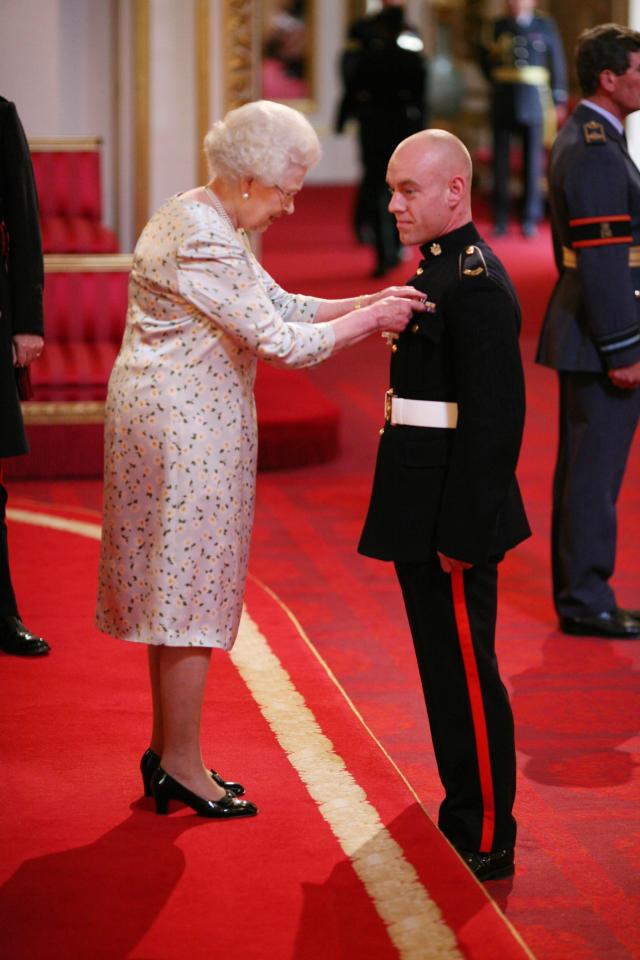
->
[384,388,394,424]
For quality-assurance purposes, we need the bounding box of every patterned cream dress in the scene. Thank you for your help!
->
[96,193,335,649]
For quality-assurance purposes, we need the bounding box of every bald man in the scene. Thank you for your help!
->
[359,130,530,881]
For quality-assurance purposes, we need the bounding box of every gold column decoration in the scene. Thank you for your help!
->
[133,0,150,239]
[346,0,366,29]
[196,0,210,184]
[223,0,256,112]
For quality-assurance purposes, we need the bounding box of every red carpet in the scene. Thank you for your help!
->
[2,186,639,959]
[1,501,530,960]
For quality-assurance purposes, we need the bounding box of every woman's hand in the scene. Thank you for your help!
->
[369,285,424,306]
[364,292,427,333]
[326,289,427,351]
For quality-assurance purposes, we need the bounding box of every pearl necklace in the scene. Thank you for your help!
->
[204,186,255,257]
[204,187,237,233]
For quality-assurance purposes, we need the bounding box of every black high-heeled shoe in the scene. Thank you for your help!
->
[150,766,258,818]
[140,748,245,798]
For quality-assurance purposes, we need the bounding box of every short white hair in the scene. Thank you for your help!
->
[204,100,321,184]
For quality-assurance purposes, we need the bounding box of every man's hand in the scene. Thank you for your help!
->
[437,551,473,574]
[608,360,640,389]
[13,334,43,367]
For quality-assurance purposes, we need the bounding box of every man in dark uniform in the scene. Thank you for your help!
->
[336,0,428,276]
[0,96,49,656]
[359,129,530,880]
[481,0,567,237]
[537,25,640,639]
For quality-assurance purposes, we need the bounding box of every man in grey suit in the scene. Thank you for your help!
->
[537,25,640,638]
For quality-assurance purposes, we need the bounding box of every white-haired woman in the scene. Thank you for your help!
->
[96,99,424,820]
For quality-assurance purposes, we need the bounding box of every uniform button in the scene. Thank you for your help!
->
[635,290,640,299]
[391,343,398,353]
[411,323,419,333]
[515,58,528,67]
[379,428,385,436]
[416,267,423,275]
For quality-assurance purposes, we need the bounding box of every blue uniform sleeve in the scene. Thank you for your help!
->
[564,146,640,368]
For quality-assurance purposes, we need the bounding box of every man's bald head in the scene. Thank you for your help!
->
[387,129,474,246]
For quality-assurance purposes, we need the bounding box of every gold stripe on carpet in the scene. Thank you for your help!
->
[21,402,105,425]
[233,610,463,960]
[7,508,102,541]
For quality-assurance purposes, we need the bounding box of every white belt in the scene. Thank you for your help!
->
[384,390,458,429]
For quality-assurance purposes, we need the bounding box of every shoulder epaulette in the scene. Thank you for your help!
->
[583,121,606,145]
[459,245,488,279]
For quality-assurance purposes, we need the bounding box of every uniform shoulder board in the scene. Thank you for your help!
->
[583,121,606,144]
[459,245,488,279]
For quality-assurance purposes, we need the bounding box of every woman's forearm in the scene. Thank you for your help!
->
[325,293,427,352]
[314,294,373,323]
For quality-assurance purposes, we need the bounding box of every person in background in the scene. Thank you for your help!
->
[537,24,640,639]
[96,99,426,819]
[480,0,567,237]
[0,96,49,658]
[336,0,428,276]
[359,129,530,880]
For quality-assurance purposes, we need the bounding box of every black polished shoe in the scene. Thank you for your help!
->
[457,848,514,882]
[140,748,245,798]
[150,766,258,818]
[560,609,640,639]
[0,616,50,657]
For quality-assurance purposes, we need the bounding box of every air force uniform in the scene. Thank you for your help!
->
[359,223,530,858]
[537,102,640,619]
[482,13,567,228]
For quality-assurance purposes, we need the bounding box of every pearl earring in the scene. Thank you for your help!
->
[242,192,249,200]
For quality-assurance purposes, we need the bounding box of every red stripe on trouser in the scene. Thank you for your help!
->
[451,570,495,852]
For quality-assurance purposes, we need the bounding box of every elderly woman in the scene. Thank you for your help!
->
[96,100,423,819]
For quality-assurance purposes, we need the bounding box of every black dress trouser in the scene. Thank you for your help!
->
[395,557,516,853]
[552,371,640,618]
[0,479,19,618]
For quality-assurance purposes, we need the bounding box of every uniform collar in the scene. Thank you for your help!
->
[574,101,625,141]
[579,99,624,135]
[419,222,480,260]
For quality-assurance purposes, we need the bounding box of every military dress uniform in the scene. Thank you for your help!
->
[537,103,640,622]
[359,223,530,863]
[336,5,427,274]
[481,12,567,231]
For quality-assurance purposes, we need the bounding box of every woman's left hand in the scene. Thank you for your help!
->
[367,286,425,309]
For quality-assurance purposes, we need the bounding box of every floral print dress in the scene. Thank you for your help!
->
[96,194,335,649]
